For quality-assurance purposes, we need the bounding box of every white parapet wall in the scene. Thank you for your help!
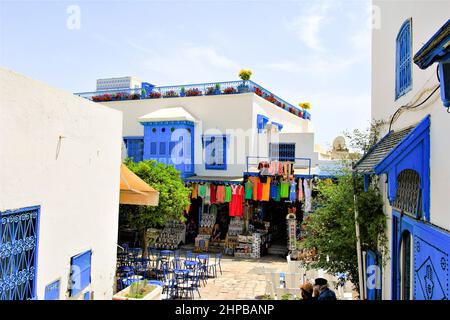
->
[0,68,123,300]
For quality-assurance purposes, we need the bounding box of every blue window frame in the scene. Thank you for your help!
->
[269,143,295,162]
[44,280,60,300]
[0,206,40,300]
[257,114,269,133]
[69,250,92,297]
[123,136,144,162]
[203,135,227,170]
[396,18,413,99]
[271,121,283,132]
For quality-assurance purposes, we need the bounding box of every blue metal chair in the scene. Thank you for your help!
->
[184,265,202,299]
[210,253,223,277]
[197,254,210,285]
[185,250,195,261]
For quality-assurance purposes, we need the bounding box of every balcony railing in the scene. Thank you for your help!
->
[74,80,311,120]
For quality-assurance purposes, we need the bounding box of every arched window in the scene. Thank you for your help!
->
[400,230,412,300]
[393,169,421,218]
[396,19,412,99]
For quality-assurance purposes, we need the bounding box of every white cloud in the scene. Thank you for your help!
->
[289,14,325,51]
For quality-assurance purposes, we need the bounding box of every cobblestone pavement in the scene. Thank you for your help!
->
[196,255,288,300]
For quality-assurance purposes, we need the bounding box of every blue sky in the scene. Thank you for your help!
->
[0,0,372,148]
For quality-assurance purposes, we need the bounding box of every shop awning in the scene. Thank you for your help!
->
[353,126,415,174]
[120,164,159,206]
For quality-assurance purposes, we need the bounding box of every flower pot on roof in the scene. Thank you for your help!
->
[180,87,186,97]
[206,86,215,95]
[214,83,221,95]
[149,91,161,99]
[238,69,252,93]
[113,280,162,300]
[164,90,179,98]
[223,87,237,94]
[185,88,202,96]
[254,87,263,96]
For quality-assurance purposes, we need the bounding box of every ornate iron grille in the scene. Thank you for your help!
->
[0,206,39,300]
[393,169,421,217]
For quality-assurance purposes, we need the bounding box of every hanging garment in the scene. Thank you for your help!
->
[210,184,217,204]
[224,185,232,203]
[280,180,290,199]
[289,180,297,202]
[270,180,278,200]
[204,184,211,205]
[268,161,278,175]
[229,185,244,217]
[261,177,271,201]
[297,178,304,201]
[191,183,198,199]
[278,162,284,175]
[198,184,207,198]
[248,176,260,200]
[275,180,281,201]
[257,180,263,201]
[216,185,225,203]
[244,180,253,200]
[304,179,312,212]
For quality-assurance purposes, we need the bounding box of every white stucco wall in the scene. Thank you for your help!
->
[0,68,123,300]
[104,92,317,178]
[372,0,450,300]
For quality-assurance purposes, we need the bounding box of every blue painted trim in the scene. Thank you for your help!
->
[256,114,269,133]
[202,134,228,171]
[395,18,413,100]
[438,54,450,107]
[374,115,430,221]
[271,121,283,132]
[69,250,92,297]
[413,19,450,69]
[123,136,144,140]
[44,279,60,300]
[140,120,195,126]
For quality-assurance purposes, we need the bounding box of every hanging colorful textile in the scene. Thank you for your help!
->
[216,185,225,203]
[261,177,271,201]
[256,180,263,201]
[304,179,312,212]
[244,180,253,200]
[198,184,207,198]
[210,184,217,204]
[270,180,278,200]
[229,185,244,217]
[224,185,232,203]
[280,180,290,199]
[248,176,260,200]
[204,184,211,205]
[289,179,297,202]
[297,178,304,201]
[191,183,198,199]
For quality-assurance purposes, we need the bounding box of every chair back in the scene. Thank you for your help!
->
[185,250,195,261]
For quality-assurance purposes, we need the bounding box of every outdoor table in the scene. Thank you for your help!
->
[184,260,199,268]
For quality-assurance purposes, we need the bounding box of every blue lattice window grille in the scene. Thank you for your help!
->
[0,206,40,300]
[69,250,92,297]
[44,279,60,300]
[396,18,413,99]
[203,135,227,170]
[269,143,295,162]
[257,114,269,133]
[123,136,144,162]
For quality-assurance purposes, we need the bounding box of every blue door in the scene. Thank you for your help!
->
[0,206,40,300]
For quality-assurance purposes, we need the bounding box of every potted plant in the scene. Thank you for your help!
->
[149,91,161,99]
[164,90,179,98]
[254,87,263,96]
[185,88,202,96]
[223,87,237,94]
[214,83,221,95]
[206,86,215,95]
[180,86,186,97]
[113,280,163,300]
[238,69,252,93]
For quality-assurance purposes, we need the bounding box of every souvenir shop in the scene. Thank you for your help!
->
[182,160,319,259]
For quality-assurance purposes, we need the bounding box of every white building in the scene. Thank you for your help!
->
[0,68,123,300]
[96,76,142,91]
[76,80,319,180]
[354,2,449,300]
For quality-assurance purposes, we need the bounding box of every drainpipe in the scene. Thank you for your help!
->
[352,169,365,300]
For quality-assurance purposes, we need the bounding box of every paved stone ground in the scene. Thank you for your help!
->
[196,255,288,300]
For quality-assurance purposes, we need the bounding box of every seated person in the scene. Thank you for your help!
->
[211,223,221,242]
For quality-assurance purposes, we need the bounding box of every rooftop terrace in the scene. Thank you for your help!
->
[74,80,311,120]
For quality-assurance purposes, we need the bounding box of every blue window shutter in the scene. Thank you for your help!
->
[257,114,269,133]
[69,250,92,297]
[83,291,91,300]
[396,19,412,99]
[123,137,143,162]
[203,135,227,170]
[44,280,60,300]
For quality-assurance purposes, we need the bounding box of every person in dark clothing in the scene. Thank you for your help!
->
[314,278,337,300]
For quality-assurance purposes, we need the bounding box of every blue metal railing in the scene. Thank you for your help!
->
[74,80,311,120]
[245,156,312,176]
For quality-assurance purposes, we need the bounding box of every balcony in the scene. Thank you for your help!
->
[74,80,311,120]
